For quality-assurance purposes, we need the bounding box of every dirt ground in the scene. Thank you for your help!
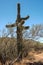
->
[28,52,43,62]
[12,52,43,65]
[0,52,43,65]
[17,52,43,65]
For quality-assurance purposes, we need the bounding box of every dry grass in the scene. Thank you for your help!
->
[0,37,43,65]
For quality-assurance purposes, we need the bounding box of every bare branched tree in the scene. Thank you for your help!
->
[23,24,43,40]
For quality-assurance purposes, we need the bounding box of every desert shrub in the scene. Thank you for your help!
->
[0,38,29,60]
[34,42,43,52]
[0,38,17,60]
[0,38,43,61]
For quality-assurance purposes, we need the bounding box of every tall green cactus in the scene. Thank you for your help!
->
[6,3,30,61]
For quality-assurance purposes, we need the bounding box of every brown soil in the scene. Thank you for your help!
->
[0,52,43,65]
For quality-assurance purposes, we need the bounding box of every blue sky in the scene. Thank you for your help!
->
[0,0,43,30]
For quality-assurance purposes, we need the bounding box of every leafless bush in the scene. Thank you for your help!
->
[0,38,29,60]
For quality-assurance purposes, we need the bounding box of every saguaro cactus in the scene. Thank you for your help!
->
[6,3,30,61]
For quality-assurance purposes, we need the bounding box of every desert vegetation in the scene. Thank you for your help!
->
[0,37,43,65]
[0,23,43,65]
[0,3,43,65]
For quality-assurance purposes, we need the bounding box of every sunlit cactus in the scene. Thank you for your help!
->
[6,3,30,61]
